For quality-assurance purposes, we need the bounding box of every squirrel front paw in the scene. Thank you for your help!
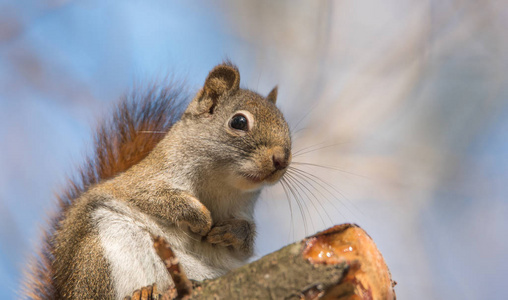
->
[205,219,253,251]
[176,199,212,236]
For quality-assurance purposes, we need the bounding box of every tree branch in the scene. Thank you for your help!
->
[131,223,396,300]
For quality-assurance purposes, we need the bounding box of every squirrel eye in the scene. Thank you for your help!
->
[230,114,249,131]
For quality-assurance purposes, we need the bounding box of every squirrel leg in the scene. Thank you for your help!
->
[55,232,116,299]
[131,189,212,236]
[205,219,255,256]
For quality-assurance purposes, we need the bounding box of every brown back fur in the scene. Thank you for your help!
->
[22,82,188,300]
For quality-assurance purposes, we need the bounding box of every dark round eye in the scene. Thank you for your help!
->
[230,114,248,131]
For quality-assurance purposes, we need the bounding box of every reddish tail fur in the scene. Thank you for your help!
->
[22,83,188,299]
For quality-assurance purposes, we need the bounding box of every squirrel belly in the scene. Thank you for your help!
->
[24,62,291,300]
[89,197,244,299]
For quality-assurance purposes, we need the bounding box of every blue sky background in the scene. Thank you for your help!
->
[1,1,507,299]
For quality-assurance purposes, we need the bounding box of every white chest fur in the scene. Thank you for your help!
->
[93,200,244,299]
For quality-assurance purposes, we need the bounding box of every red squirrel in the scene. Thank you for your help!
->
[24,62,291,299]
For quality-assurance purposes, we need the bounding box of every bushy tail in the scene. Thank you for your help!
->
[22,83,188,299]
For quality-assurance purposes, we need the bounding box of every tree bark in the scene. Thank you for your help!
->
[138,223,396,300]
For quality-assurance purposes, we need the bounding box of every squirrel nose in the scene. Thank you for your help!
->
[272,149,289,170]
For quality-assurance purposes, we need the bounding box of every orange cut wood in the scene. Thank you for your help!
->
[303,224,396,300]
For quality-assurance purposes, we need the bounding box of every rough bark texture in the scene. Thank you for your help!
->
[131,223,396,300]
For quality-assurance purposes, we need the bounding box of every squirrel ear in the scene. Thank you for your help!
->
[266,86,278,104]
[203,64,240,103]
[185,64,240,117]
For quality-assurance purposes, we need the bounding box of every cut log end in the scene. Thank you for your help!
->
[303,224,396,299]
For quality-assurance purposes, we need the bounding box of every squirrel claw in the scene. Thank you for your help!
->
[205,219,251,249]
[177,219,211,236]
[124,283,160,300]
[190,223,211,236]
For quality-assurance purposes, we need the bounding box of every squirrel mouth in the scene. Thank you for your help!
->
[239,172,267,183]
[239,169,283,184]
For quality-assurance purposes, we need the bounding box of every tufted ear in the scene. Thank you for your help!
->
[266,86,278,104]
[185,63,240,117]
[203,64,240,101]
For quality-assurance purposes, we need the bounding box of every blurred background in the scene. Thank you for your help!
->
[1,0,507,299]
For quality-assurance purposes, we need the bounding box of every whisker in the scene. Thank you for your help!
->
[284,171,331,228]
[281,175,309,236]
[279,178,295,242]
[287,169,346,221]
[137,130,168,134]
[293,141,328,156]
[288,166,362,218]
[292,142,349,157]
[291,126,311,137]
[290,102,319,134]
[291,162,369,179]
[284,173,317,232]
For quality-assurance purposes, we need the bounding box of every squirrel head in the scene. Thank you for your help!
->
[180,63,291,191]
